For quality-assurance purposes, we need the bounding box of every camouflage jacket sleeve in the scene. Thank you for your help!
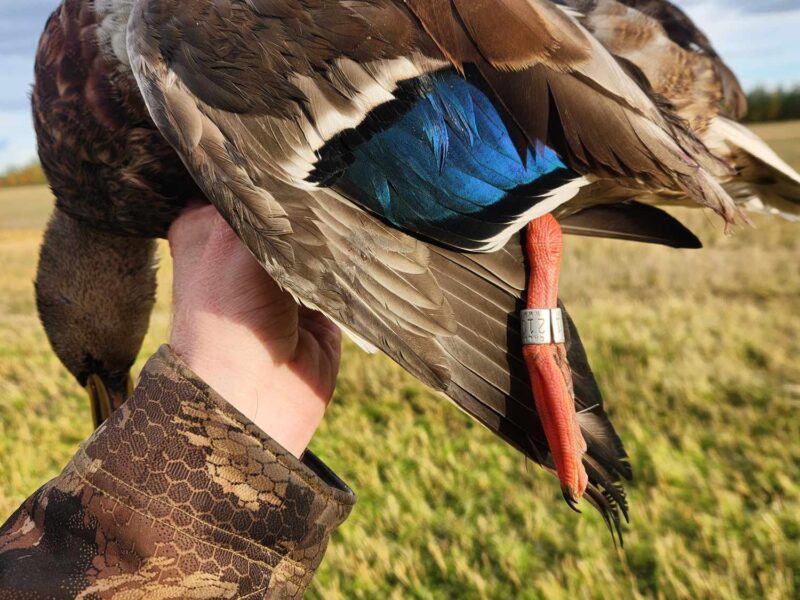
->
[0,345,355,599]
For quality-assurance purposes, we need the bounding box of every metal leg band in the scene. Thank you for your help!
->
[521,308,566,345]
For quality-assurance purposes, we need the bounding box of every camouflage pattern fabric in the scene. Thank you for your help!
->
[0,346,355,599]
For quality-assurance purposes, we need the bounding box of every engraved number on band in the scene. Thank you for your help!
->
[521,308,565,345]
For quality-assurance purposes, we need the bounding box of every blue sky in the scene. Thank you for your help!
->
[0,0,798,171]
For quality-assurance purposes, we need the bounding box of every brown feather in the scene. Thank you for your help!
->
[401,0,738,222]
[560,202,702,248]
[568,0,747,132]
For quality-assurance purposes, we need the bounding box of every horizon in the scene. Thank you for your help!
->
[1,0,799,171]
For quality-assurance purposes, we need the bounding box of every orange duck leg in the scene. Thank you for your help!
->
[522,214,588,509]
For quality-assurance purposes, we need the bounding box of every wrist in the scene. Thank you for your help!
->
[170,309,327,458]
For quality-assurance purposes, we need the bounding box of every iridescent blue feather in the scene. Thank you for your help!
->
[334,71,578,250]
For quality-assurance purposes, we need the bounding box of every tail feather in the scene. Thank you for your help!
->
[560,201,702,249]
[707,117,800,219]
[562,306,633,482]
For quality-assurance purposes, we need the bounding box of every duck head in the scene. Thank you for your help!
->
[35,208,157,427]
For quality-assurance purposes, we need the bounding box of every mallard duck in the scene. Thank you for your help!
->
[32,0,800,536]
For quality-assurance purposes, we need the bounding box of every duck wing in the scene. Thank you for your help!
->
[398,0,737,225]
[129,0,738,253]
[127,0,750,530]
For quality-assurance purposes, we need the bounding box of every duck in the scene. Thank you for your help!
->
[31,0,800,539]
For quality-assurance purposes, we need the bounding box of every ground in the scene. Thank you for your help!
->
[0,122,798,599]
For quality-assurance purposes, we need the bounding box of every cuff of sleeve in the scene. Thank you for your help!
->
[158,344,355,509]
[74,344,354,595]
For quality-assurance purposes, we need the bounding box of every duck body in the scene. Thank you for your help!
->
[33,0,196,238]
[32,0,200,423]
[31,0,800,534]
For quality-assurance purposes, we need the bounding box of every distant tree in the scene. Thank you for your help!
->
[744,84,800,123]
[778,86,800,121]
[0,162,47,188]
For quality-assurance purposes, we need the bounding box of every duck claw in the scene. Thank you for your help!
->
[562,488,583,514]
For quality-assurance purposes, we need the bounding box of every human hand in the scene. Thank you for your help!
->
[168,204,341,457]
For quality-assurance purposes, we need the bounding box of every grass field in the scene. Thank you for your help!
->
[1,123,799,599]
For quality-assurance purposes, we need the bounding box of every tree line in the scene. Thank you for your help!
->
[744,85,800,123]
[0,161,47,187]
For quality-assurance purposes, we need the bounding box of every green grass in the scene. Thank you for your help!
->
[1,123,799,598]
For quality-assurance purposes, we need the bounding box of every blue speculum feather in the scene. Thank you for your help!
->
[335,71,575,249]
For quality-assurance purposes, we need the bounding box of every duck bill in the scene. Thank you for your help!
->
[84,373,133,428]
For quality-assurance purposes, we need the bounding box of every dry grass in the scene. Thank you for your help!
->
[0,123,798,598]
[747,120,800,169]
[0,185,54,231]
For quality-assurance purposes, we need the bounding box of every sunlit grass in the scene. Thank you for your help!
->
[0,124,798,598]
